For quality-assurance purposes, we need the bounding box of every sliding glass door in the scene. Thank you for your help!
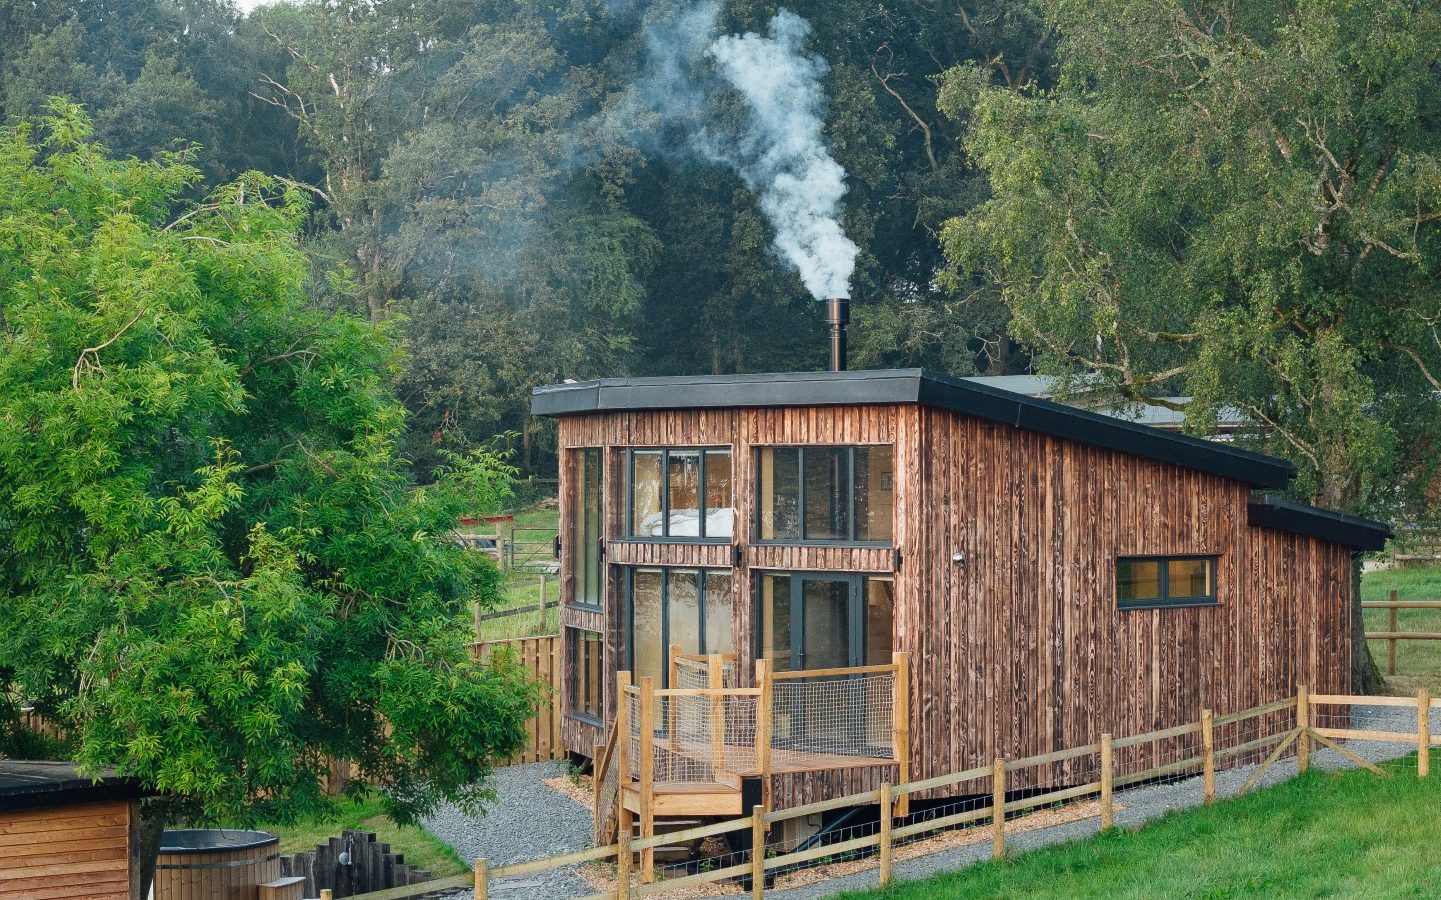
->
[757,572,893,672]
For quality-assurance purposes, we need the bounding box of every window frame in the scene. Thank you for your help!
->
[567,627,605,725]
[753,445,895,547]
[571,448,605,612]
[752,570,894,670]
[623,566,734,687]
[623,447,734,544]
[1116,554,1220,610]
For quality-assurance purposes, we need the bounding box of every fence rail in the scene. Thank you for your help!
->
[1363,591,1441,674]
[349,686,1413,900]
[469,634,563,765]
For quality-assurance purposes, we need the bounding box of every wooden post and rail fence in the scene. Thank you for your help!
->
[1364,591,1441,675]
[344,685,1439,900]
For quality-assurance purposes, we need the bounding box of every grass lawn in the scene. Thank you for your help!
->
[835,758,1441,899]
[259,793,467,877]
[1362,564,1441,696]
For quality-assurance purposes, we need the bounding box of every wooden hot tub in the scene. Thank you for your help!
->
[155,830,281,900]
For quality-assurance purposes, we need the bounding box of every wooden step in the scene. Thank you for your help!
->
[622,783,743,817]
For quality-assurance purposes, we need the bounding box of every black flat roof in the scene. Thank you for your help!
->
[533,369,1297,489]
[0,760,150,811]
[1248,496,1393,552]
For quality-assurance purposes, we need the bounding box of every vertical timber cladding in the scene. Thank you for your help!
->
[555,406,908,756]
[910,405,1354,789]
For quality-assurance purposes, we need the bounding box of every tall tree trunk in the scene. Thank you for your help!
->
[1318,443,1383,695]
[136,799,169,900]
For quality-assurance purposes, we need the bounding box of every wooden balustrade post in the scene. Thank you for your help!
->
[1100,733,1114,830]
[1201,709,1215,805]
[638,676,656,884]
[755,659,773,783]
[892,651,912,818]
[1296,685,1310,774]
[593,742,605,839]
[991,757,1006,860]
[474,859,488,900]
[750,805,766,899]
[709,654,726,766]
[1389,591,1399,675]
[616,672,632,784]
[879,781,894,885]
[1419,688,1431,778]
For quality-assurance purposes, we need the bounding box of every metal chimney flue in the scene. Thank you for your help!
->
[826,297,850,372]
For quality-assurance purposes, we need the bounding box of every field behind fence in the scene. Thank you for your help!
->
[346,686,1441,900]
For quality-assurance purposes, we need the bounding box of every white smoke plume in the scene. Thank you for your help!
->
[622,4,859,299]
[706,11,858,298]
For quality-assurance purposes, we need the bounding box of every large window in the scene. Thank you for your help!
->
[1117,556,1218,609]
[757,572,894,671]
[627,449,733,541]
[757,446,894,544]
[625,568,734,686]
[573,449,604,609]
[569,629,604,721]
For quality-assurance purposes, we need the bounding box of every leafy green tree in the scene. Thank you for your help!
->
[940,0,1441,691]
[0,105,536,885]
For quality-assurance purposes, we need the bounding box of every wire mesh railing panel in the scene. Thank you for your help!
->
[771,672,896,764]
[596,729,620,844]
[673,655,740,690]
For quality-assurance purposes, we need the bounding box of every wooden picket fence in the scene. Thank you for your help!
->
[469,634,564,765]
[346,686,1439,900]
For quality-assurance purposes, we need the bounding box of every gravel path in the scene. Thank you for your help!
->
[431,705,1428,899]
[423,760,595,899]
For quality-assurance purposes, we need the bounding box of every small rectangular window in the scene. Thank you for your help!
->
[1117,556,1218,609]
[626,448,733,540]
[570,629,604,722]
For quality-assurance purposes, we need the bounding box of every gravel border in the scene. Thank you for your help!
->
[433,705,1429,899]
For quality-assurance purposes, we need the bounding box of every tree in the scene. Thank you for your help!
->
[0,105,536,886]
[940,0,1441,690]
[942,0,1441,518]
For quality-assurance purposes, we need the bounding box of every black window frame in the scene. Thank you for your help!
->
[754,445,895,547]
[624,447,734,544]
[572,448,605,612]
[752,571,894,670]
[1116,555,1220,610]
[623,566,734,687]
[567,627,605,725]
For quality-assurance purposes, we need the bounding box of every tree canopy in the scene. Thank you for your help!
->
[0,105,535,848]
[939,0,1441,521]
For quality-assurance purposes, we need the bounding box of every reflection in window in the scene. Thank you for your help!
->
[574,449,604,608]
[1117,556,1218,609]
[758,446,894,543]
[570,629,604,721]
[626,568,734,686]
[627,449,733,539]
[759,573,893,671]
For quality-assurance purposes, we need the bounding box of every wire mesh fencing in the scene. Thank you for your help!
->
[770,671,897,765]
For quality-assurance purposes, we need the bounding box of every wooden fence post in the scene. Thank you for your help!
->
[1201,709,1215,805]
[750,805,766,899]
[1296,685,1310,774]
[991,757,1006,860]
[1389,590,1399,675]
[1100,733,1114,830]
[617,806,632,898]
[320,892,332,900]
[474,859,488,900]
[1419,688,1431,778]
[538,574,549,630]
[892,651,911,818]
[638,675,656,884]
[879,781,894,885]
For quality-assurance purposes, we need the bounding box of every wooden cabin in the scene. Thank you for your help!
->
[0,761,150,900]
[532,368,1389,850]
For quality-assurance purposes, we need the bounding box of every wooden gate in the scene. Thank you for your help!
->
[470,634,563,765]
